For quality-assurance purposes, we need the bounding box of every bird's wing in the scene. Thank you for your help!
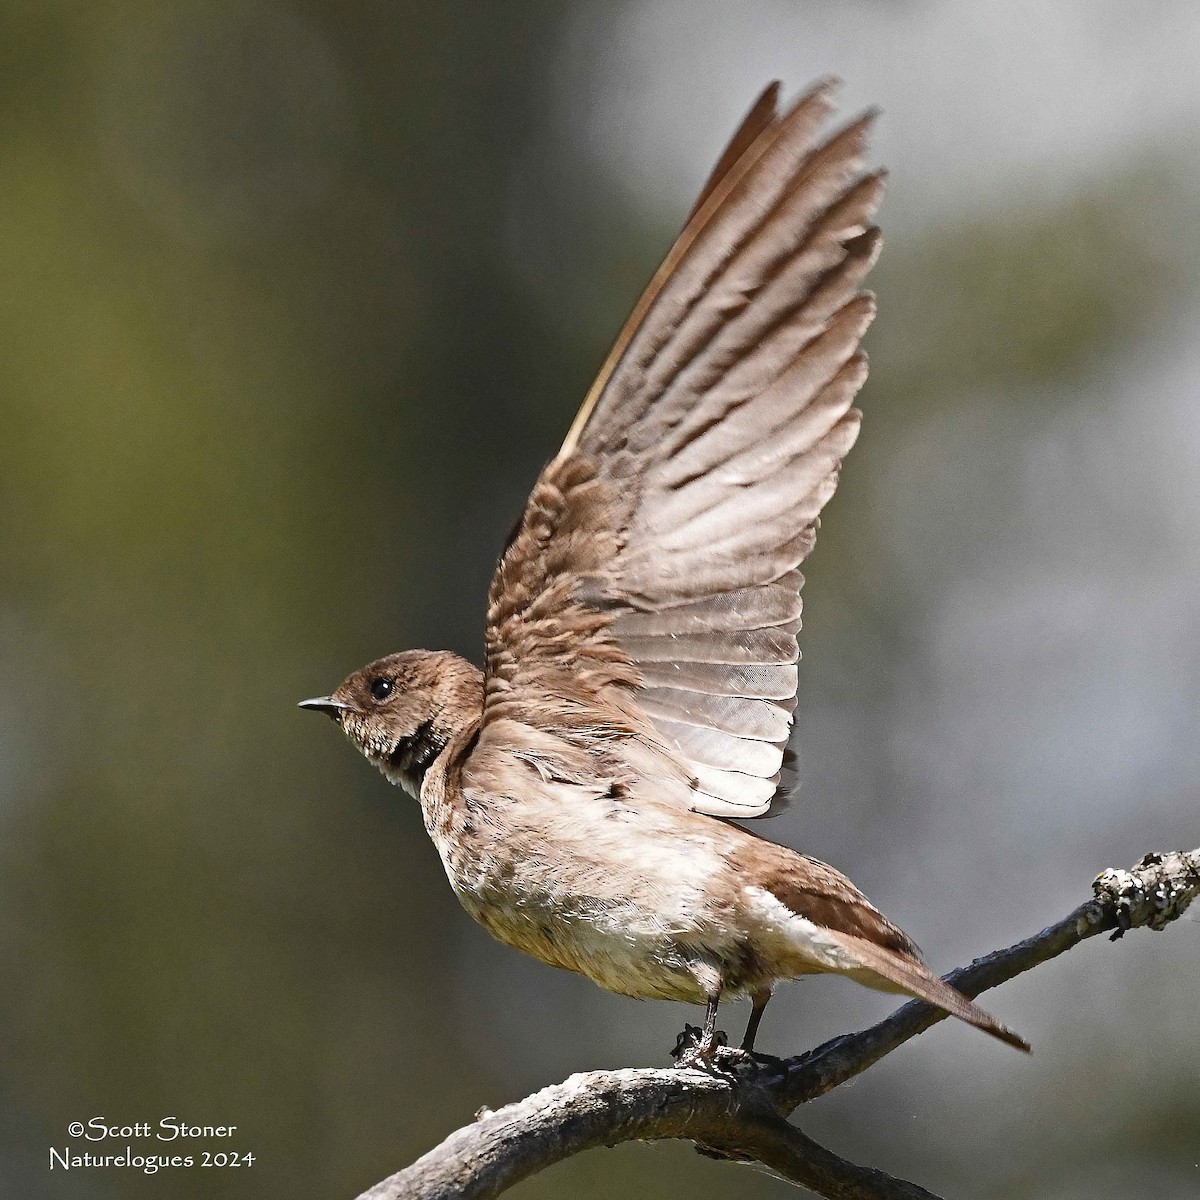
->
[482,81,881,817]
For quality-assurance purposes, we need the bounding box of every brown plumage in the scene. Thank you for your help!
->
[300,82,1029,1059]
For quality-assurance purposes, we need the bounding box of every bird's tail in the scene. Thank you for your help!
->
[833,930,1030,1052]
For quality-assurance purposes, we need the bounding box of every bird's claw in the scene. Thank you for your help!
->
[671,1023,729,1069]
[712,1045,757,1071]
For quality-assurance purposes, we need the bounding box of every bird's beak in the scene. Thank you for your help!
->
[297,696,354,719]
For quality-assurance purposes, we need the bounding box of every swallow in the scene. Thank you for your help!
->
[301,80,1029,1061]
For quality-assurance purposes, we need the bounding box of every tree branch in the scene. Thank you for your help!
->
[775,847,1200,1110]
[355,848,1199,1200]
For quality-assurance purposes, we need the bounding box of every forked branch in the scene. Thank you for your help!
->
[355,848,1199,1200]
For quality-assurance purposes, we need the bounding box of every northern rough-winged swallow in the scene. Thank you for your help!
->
[300,81,1029,1060]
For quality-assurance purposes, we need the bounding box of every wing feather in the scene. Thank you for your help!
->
[639,688,796,742]
[686,81,782,221]
[482,82,881,816]
[632,660,799,702]
[609,578,803,634]
[616,626,801,665]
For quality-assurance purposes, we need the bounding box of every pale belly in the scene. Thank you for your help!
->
[457,880,721,1003]
[432,805,744,1003]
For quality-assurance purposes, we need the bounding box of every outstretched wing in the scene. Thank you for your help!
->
[482,81,882,817]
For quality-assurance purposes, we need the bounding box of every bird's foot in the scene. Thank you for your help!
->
[671,1022,728,1068]
[711,1044,759,1072]
[672,1026,784,1075]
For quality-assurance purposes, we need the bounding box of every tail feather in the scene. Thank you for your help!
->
[834,930,1030,1053]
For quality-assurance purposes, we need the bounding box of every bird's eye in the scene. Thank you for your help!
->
[369,678,394,702]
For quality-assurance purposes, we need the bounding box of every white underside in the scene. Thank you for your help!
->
[742,885,863,973]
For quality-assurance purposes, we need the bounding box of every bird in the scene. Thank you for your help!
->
[299,79,1029,1062]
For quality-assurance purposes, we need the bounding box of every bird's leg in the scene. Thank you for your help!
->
[700,994,719,1052]
[671,995,726,1067]
[741,989,771,1052]
[727,988,784,1068]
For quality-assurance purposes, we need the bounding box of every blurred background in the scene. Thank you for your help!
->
[2,2,1198,1197]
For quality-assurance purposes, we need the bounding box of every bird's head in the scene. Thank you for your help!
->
[299,649,483,798]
